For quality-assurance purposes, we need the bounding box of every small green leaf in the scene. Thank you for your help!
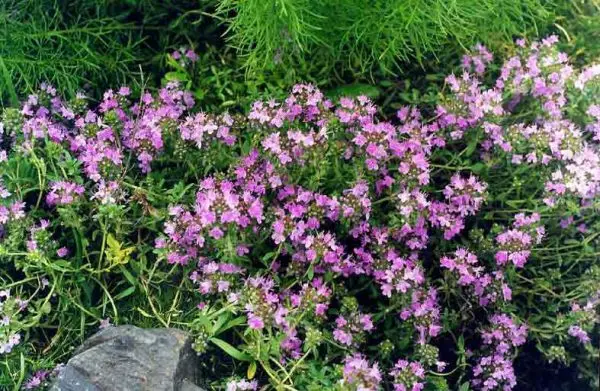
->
[426,376,449,391]
[470,162,486,174]
[136,308,154,318]
[119,266,137,287]
[307,263,314,280]
[114,286,135,301]
[261,252,275,262]
[195,314,211,330]
[247,361,257,379]
[219,316,246,334]
[164,72,189,82]
[212,313,230,334]
[465,135,479,157]
[210,337,252,361]
[40,301,52,315]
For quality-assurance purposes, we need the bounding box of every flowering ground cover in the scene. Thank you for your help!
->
[0,37,599,390]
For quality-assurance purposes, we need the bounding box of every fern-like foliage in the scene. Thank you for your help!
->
[0,0,146,106]
[217,0,554,75]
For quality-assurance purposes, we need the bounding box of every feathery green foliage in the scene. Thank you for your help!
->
[0,0,222,106]
[216,0,553,75]
[0,1,144,105]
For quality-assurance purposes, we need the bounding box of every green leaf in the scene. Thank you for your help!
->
[119,266,138,287]
[219,316,247,334]
[261,252,275,262]
[470,162,486,174]
[212,313,230,334]
[50,260,72,270]
[195,314,212,330]
[327,84,381,100]
[210,337,252,361]
[425,376,449,391]
[136,308,154,318]
[114,286,135,301]
[40,301,52,315]
[247,361,257,379]
[307,263,314,280]
[465,135,479,157]
[164,72,189,82]
[459,382,471,391]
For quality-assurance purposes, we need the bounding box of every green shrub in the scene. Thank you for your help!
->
[216,0,554,75]
[0,0,138,105]
[0,0,218,106]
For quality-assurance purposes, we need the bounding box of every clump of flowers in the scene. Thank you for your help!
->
[23,370,51,390]
[390,359,426,391]
[1,36,600,391]
[0,289,28,354]
[46,181,85,206]
[567,292,600,345]
[333,311,374,347]
[179,112,237,149]
[495,213,544,268]
[441,248,511,306]
[472,314,528,391]
[339,353,382,391]
[225,379,258,391]
[170,47,199,68]
[190,261,244,295]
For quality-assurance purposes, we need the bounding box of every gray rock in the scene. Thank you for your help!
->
[50,325,205,391]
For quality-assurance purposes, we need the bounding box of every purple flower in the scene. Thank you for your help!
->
[568,325,590,344]
[23,370,50,389]
[99,318,112,329]
[340,353,382,391]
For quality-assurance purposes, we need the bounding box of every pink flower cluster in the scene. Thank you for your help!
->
[249,83,333,129]
[225,379,258,391]
[495,213,544,268]
[333,312,374,347]
[171,47,199,67]
[462,44,494,75]
[261,126,329,166]
[0,201,25,226]
[430,174,487,239]
[399,288,441,345]
[190,261,244,295]
[121,82,194,172]
[26,219,52,253]
[12,80,240,181]
[567,292,599,345]
[390,359,426,391]
[0,178,25,227]
[179,112,236,149]
[158,177,265,265]
[440,248,511,306]
[437,72,504,140]
[340,353,382,391]
[472,314,528,391]
[0,289,28,355]
[23,370,50,389]
[440,36,600,208]
[46,181,85,206]
[340,355,429,391]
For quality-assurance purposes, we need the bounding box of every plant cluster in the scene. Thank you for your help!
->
[0,0,222,106]
[216,0,554,75]
[0,37,599,390]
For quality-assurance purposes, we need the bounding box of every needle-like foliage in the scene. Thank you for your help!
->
[0,0,147,106]
[217,0,554,75]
